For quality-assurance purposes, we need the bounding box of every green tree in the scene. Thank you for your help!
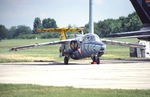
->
[127,12,143,31]
[33,17,42,30]
[8,26,17,38]
[42,18,57,28]
[96,20,112,37]
[0,24,8,40]
[41,18,58,38]
[13,25,32,38]
[84,12,143,37]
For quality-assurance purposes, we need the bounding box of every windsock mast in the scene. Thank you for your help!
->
[89,0,94,34]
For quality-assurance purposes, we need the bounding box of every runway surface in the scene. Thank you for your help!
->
[0,59,150,89]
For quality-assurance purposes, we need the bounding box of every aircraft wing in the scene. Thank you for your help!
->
[108,29,150,41]
[10,39,74,51]
[101,39,145,49]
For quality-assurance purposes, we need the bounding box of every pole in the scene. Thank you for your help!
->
[89,0,94,34]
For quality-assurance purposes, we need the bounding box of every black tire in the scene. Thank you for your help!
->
[93,56,100,64]
[64,57,69,64]
[96,57,100,64]
[92,56,96,62]
[92,56,100,64]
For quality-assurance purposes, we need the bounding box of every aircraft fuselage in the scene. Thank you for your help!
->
[60,33,105,60]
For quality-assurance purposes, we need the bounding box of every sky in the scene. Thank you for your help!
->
[0,0,135,29]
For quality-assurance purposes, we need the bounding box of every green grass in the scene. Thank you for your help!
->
[0,39,62,63]
[0,84,150,97]
[102,38,139,59]
[0,38,140,63]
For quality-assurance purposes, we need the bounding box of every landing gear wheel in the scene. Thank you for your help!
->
[64,57,69,64]
[91,56,100,64]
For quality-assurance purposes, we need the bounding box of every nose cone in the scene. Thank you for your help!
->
[94,43,105,52]
[82,42,105,57]
[101,44,106,50]
[88,42,105,53]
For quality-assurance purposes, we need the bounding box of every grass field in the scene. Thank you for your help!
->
[0,39,149,97]
[0,84,150,97]
[0,38,139,63]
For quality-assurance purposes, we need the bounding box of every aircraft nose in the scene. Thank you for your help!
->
[92,42,105,52]
[101,44,106,50]
[83,42,105,56]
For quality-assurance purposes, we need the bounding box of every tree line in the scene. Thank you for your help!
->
[84,12,143,37]
[0,12,143,40]
[0,18,58,40]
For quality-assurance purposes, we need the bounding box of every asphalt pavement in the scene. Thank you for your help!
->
[0,60,150,89]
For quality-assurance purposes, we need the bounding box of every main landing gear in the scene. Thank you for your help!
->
[91,56,100,64]
[64,56,69,64]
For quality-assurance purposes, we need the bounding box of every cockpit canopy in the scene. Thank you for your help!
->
[82,33,100,42]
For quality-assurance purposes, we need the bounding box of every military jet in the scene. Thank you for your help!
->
[10,0,145,64]
[108,0,150,41]
[10,0,106,64]
[10,30,106,64]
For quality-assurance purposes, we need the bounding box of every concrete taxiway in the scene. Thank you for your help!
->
[0,60,150,89]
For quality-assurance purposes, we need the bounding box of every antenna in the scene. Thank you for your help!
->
[89,0,94,34]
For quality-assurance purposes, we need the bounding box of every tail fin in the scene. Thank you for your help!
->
[130,0,150,25]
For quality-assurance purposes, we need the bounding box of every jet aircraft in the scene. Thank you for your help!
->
[10,0,146,64]
[10,0,106,64]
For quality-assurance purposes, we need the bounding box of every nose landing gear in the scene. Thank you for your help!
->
[64,56,69,64]
[91,56,100,64]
